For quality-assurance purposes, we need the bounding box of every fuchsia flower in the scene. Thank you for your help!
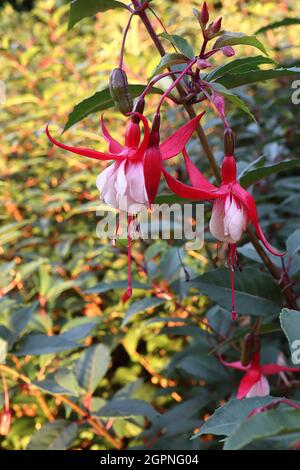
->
[46,112,204,212]
[46,112,204,301]
[163,152,283,319]
[221,352,300,399]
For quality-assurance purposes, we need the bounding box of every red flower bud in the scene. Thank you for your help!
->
[143,114,162,206]
[0,410,11,436]
[208,17,222,37]
[200,2,209,25]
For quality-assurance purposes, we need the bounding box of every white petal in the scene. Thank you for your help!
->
[224,195,246,242]
[96,163,117,192]
[115,160,127,197]
[246,376,270,398]
[126,161,148,204]
[209,199,227,242]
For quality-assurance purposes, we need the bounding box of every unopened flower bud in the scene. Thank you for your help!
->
[241,333,255,366]
[131,97,145,124]
[200,2,209,25]
[0,410,11,436]
[207,17,222,39]
[224,128,235,156]
[221,46,235,57]
[109,68,133,115]
[196,58,212,69]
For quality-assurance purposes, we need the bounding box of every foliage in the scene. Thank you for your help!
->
[0,0,300,451]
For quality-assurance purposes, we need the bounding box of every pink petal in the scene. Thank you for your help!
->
[209,199,227,242]
[161,113,205,160]
[45,125,123,161]
[246,375,270,398]
[219,357,249,371]
[183,148,217,190]
[100,115,124,154]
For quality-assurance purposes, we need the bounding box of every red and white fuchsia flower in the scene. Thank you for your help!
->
[46,112,204,301]
[221,352,300,399]
[163,148,283,319]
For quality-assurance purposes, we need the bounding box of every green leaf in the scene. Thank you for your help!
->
[122,297,167,327]
[68,0,127,30]
[205,56,276,82]
[55,369,83,397]
[160,33,195,59]
[224,407,300,450]
[287,228,300,256]
[192,267,282,316]
[218,67,300,89]
[14,323,97,356]
[256,18,300,35]
[150,53,191,79]
[73,344,110,394]
[240,158,300,188]
[33,376,79,396]
[8,302,38,347]
[213,31,269,55]
[28,420,78,450]
[210,82,256,121]
[280,308,300,362]
[193,397,276,438]
[63,85,162,132]
[93,399,159,419]
[46,280,76,302]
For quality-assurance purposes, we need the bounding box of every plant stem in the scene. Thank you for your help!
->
[132,0,298,310]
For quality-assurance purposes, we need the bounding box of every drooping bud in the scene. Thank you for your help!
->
[221,46,235,57]
[240,333,255,366]
[0,410,11,436]
[143,113,162,207]
[109,68,133,115]
[125,120,141,149]
[196,58,212,69]
[224,128,235,156]
[200,2,209,26]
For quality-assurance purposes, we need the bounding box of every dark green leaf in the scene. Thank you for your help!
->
[193,397,276,438]
[192,267,282,316]
[73,344,110,394]
[210,82,256,121]
[68,0,127,30]
[256,18,300,35]
[224,407,300,450]
[160,33,195,59]
[86,280,149,294]
[122,297,167,327]
[218,67,300,89]
[205,56,276,82]
[93,399,159,419]
[28,420,78,450]
[240,158,300,188]
[63,85,163,132]
[150,53,191,79]
[213,31,269,55]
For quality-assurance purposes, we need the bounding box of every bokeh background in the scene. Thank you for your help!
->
[0,0,300,450]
